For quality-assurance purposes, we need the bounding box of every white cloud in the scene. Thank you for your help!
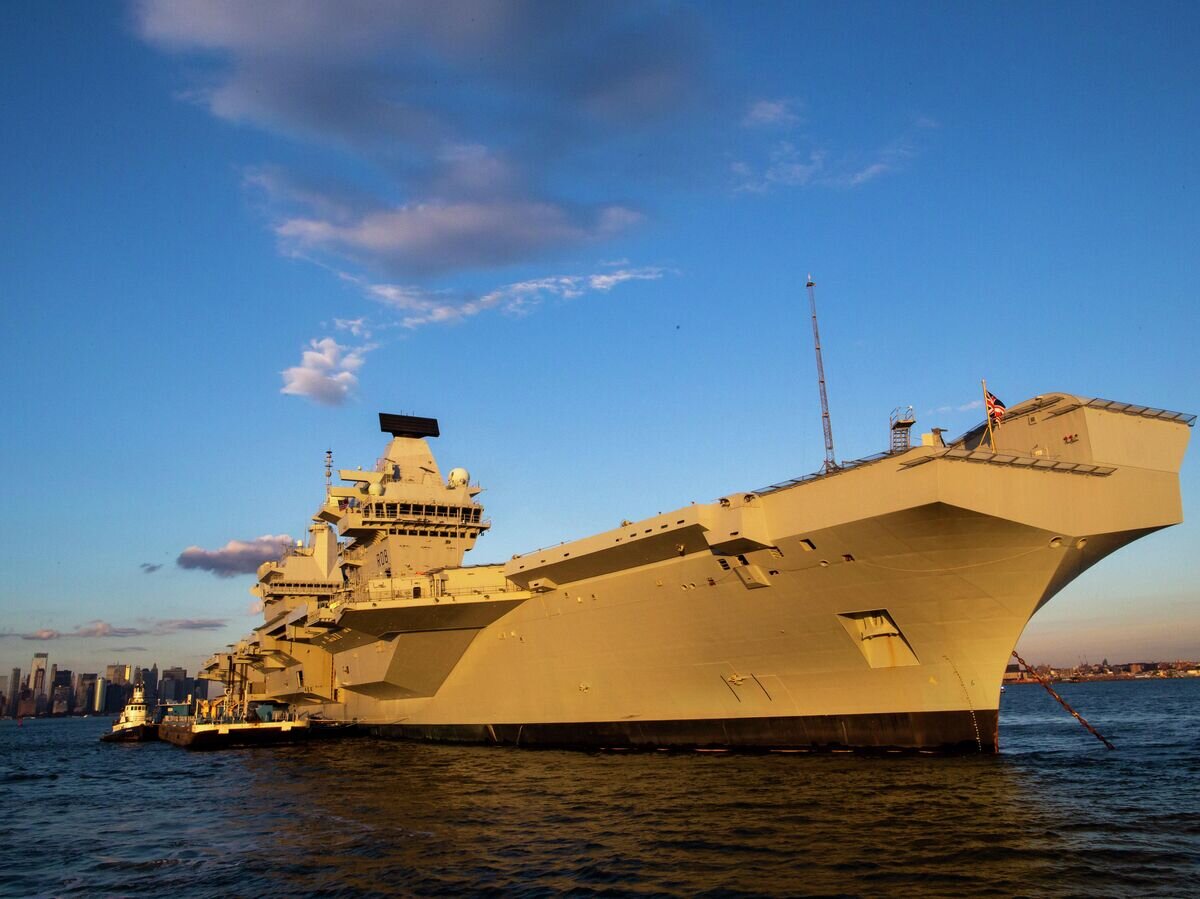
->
[846,162,891,186]
[333,317,370,338]
[357,266,665,329]
[733,116,929,194]
[73,621,145,638]
[274,199,642,277]
[280,337,371,405]
[734,143,826,193]
[1,618,229,640]
[743,98,800,127]
[177,534,295,577]
[927,399,984,415]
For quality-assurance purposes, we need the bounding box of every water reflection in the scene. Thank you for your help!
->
[2,681,1197,897]
[241,739,1056,896]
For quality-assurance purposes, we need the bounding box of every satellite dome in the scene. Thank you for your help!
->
[447,467,470,488]
[367,482,384,495]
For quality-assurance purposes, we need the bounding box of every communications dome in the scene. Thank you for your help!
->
[447,467,470,488]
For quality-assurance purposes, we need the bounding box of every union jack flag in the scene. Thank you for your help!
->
[985,390,1006,425]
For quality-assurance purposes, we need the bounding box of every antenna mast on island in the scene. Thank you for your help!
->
[806,275,838,472]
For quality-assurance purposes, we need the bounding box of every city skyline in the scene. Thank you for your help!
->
[1,3,1197,672]
[0,648,207,717]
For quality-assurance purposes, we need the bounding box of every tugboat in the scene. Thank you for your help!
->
[100,683,158,742]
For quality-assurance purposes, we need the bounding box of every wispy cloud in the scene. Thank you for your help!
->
[333,317,370,338]
[273,197,642,278]
[12,628,62,641]
[139,562,162,574]
[733,144,826,193]
[74,621,145,638]
[927,399,984,415]
[153,618,227,632]
[355,266,666,329]
[742,98,801,128]
[280,337,372,405]
[732,115,928,194]
[176,534,294,577]
[2,618,229,641]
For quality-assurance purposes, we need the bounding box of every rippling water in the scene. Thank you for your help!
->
[2,679,1197,897]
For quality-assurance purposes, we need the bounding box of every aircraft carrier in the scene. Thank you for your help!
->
[200,394,1192,752]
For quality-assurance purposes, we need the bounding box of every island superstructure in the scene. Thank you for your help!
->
[200,396,1192,752]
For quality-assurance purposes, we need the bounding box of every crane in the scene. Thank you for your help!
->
[806,276,838,472]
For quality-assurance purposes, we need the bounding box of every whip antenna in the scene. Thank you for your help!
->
[806,275,838,472]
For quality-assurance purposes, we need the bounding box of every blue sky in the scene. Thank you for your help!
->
[1,1,1197,676]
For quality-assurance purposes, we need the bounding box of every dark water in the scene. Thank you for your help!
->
[2,680,1197,898]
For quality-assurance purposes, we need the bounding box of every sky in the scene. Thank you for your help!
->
[1,1,1197,677]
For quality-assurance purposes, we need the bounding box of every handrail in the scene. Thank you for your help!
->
[752,451,895,496]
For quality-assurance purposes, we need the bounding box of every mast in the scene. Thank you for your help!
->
[807,275,838,472]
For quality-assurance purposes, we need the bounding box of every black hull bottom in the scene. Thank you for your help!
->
[100,724,158,743]
[157,720,358,750]
[159,724,313,750]
[368,709,1000,755]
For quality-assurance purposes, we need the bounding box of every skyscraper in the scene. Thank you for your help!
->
[75,674,98,715]
[7,668,18,717]
[144,663,159,706]
[94,676,107,713]
[160,667,189,703]
[30,653,49,698]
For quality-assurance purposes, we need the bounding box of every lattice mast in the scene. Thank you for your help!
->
[806,276,838,472]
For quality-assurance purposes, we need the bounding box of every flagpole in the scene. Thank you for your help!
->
[982,378,996,450]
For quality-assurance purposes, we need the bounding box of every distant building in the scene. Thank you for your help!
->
[159,667,192,703]
[48,669,73,714]
[7,668,19,717]
[104,682,129,715]
[16,687,36,717]
[29,653,49,699]
[93,676,107,713]
[144,663,159,706]
[1002,663,1027,683]
[75,674,98,714]
[51,685,71,716]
